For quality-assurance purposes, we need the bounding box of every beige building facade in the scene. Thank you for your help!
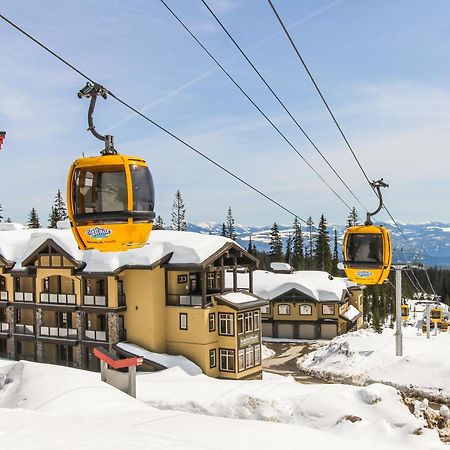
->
[0,228,267,380]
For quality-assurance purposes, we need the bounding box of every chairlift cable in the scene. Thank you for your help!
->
[174,0,367,213]
[0,13,310,226]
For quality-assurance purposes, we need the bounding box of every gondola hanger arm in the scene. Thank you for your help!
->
[365,178,388,225]
[78,82,117,155]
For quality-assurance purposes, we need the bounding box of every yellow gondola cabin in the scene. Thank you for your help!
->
[430,307,443,323]
[67,154,155,251]
[401,304,409,320]
[343,224,392,285]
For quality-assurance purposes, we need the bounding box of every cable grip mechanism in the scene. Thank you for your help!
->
[365,178,389,225]
[78,82,117,155]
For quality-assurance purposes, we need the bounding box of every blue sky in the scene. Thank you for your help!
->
[1,0,450,227]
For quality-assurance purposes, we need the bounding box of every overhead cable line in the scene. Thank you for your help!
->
[408,267,426,295]
[198,0,366,213]
[266,0,422,261]
[160,0,352,212]
[0,13,309,225]
[422,267,436,296]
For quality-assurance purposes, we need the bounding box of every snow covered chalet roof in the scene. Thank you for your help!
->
[0,227,242,274]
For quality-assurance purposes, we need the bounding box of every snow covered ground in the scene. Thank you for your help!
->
[298,321,450,402]
[0,359,445,449]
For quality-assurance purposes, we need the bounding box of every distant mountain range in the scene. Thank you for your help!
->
[186,221,450,267]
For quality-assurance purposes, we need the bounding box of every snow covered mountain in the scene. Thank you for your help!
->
[186,221,450,267]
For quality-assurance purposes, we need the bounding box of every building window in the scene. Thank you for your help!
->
[245,346,254,369]
[300,304,313,315]
[177,274,188,284]
[254,345,261,366]
[237,313,244,335]
[261,304,270,314]
[209,349,216,368]
[244,311,253,332]
[219,349,235,372]
[238,349,245,372]
[254,310,260,330]
[209,313,215,332]
[322,304,335,315]
[278,304,290,315]
[207,272,216,290]
[179,313,188,330]
[218,313,234,336]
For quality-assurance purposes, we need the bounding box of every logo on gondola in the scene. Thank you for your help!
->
[356,270,373,278]
[85,226,112,239]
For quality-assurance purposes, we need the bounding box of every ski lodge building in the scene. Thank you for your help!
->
[0,224,266,379]
[0,224,364,378]
[227,263,364,340]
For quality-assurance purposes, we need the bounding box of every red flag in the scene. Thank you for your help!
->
[0,132,5,150]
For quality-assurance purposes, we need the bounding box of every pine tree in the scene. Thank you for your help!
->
[221,223,227,237]
[48,190,68,228]
[5,217,11,223]
[347,207,359,227]
[314,214,332,272]
[0,204,3,222]
[247,235,253,254]
[285,234,292,265]
[153,215,164,230]
[225,207,236,240]
[48,206,59,229]
[171,190,187,231]
[269,222,283,262]
[331,229,339,275]
[27,208,41,228]
[292,217,304,270]
[306,216,314,269]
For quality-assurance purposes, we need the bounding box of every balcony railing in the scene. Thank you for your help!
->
[40,293,77,305]
[84,330,107,341]
[40,326,78,339]
[15,324,34,335]
[14,292,34,302]
[0,322,9,333]
[0,291,8,301]
[167,294,203,307]
[83,295,107,307]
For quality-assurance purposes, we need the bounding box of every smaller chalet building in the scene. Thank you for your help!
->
[227,264,364,340]
[0,224,267,380]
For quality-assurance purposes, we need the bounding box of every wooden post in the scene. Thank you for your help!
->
[249,267,253,293]
[201,270,207,307]
[233,257,238,292]
[128,366,136,398]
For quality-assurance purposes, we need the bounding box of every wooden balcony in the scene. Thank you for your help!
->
[14,292,34,303]
[40,293,77,306]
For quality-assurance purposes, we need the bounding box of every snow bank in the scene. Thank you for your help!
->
[136,366,443,449]
[298,328,450,402]
[0,359,444,449]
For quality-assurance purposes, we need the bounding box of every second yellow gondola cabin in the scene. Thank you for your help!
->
[430,307,443,323]
[67,154,155,252]
[343,224,392,285]
[401,304,409,320]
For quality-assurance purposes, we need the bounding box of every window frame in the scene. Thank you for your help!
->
[254,345,261,366]
[254,310,260,331]
[299,304,313,316]
[238,349,245,372]
[278,304,291,315]
[209,313,216,332]
[218,313,234,336]
[322,304,335,315]
[244,311,254,332]
[237,313,244,335]
[209,349,216,368]
[245,346,254,369]
[219,348,235,372]
[179,313,188,330]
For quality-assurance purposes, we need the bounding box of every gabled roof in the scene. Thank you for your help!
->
[0,227,252,275]
[21,238,84,269]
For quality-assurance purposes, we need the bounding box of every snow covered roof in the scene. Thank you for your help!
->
[229,270,352,302]
[340,305,362,322]
[215,291,268,310]
[270,262,292,273]
[0,228,245,274]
